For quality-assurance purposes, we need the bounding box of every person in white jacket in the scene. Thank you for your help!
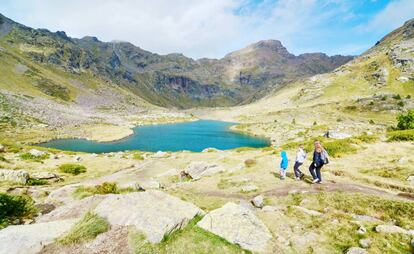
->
[294,145,306,180]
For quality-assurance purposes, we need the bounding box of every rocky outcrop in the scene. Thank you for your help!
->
[197,202,272,253]
[346,247,368,254]
[0,169,29,184]
[30,172,60,182]
[94,190,204,243]
[183,161,224,180]
[0,219,77,254]
[375,224,414,235]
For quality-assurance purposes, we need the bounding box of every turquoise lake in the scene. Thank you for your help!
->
[37,120,270,153]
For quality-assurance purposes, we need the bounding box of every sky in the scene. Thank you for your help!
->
[0,0,413,59]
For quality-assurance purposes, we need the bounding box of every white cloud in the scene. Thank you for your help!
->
[1,0,410,58]
[360,0,414,33]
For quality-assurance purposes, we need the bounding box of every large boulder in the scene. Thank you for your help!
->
[183,161,224,180]
[197,202,272,253]
[0,219,77,254]
[30,172,60,182]
[251,195,264,208]
[94,190,204,243]
[325,130,352,139]
[0,169,29,184]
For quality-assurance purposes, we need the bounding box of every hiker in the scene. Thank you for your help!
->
[309,140,329,184]
[279,150,288,180]
[293,145,306,180]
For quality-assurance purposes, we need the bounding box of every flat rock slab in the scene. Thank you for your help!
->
[94,190,204,243]
[197,202,272,253]
[0,219,77,254]
[38,195,106,223]
[184,161,223,180]
[0,169,29,184]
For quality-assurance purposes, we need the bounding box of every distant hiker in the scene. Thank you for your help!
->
[279,150,288,180]
[309,141,329,184]
[294,145,306,180]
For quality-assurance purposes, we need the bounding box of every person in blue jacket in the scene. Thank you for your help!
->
[279,150,289,180]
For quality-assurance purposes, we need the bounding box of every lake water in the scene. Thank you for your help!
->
[37,120,270,153]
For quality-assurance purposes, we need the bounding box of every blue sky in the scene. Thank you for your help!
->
[0,0,413,59]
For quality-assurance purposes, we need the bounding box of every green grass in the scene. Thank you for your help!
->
[387,129,414,141]
[129,216,250,254]
[281,134,378,158]
[26,178,48,186]
[73,182,119,199]
[217,178,245,190]
[0,193,36,229]
[58,212,109,245]
[359,166,413,181]
[59,163,87,175]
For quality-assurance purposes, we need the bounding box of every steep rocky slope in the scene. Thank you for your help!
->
[0,13,352,109]
[198,18,414,146]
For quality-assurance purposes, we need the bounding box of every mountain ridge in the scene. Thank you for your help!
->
[0,13,353,108]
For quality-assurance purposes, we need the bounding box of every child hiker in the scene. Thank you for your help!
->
[279,150,288,180]
[294,145,306,180]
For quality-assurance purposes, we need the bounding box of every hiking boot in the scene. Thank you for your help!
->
[280,176,285,180]
[295,177,301,181]
[317,180,322,184]
[312,178,320,184]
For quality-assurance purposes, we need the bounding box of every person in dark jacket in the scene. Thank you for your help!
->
[309,141,329,184]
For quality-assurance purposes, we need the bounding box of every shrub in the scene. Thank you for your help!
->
[59,163,87,175]
[27,179,48,186]
[244,159,256,167]
[133,152,144,160]
[393,94,401,100]
[397,101,405,107]
[406,95,411,99]
[20,153,50,161]
[58,212,109,245]
[387,129,414,142]
[0,193,36,229]
[73,182,119,199]
[396,109,414,130]
[369,119,375,124]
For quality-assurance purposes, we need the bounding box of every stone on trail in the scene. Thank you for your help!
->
[197,202,272,253]
[0,219,77,254]
[241,185,258,192]
[251,195,264,208]
[0,144,5,152]
[375,224,411,235]
[30,172,60,181]
[94,190,204,243]
[292,206,322,216]
[0,169,29,184]
[346,247,368,254]
[137,179,162,190]
[184,161,224,180]
[407,175,414,182]
[29,149,46,157]
[359,238,371,248]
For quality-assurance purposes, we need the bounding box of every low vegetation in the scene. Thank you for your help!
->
[129,216,250,254]
[387,129,414,141]
[58,212,109,245]
[0,193,36,229]
[396,109,414,130]
[19,152,50,161]
[59,163,87,175]
[359,166,413,181]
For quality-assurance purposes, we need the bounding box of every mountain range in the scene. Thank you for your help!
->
[0,13,352,108]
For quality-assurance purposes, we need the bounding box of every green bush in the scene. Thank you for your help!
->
[133,151,144,160]
[387,129,414,141]
[58,212,109,245]
[396,109,414,130]
[0,193,36,229]
[59,163,87,175]
[73,182,119,199]
[26,179,48,186]
[20,153,50,161]
[393,94,401,100]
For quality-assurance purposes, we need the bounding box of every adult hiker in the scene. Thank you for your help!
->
[293,145,306,180]
[309,140,329,184]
